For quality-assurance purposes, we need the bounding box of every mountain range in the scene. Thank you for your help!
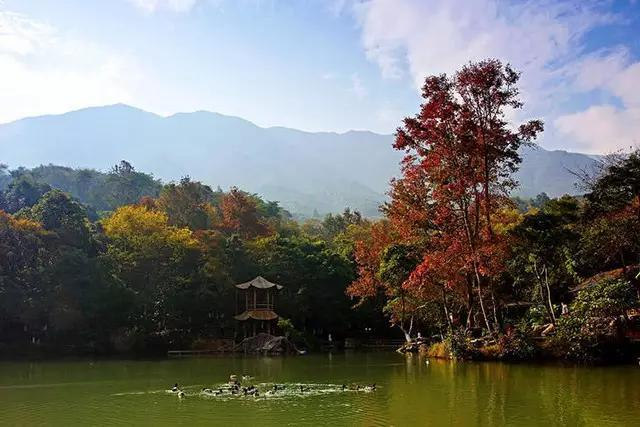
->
[0,104,599,216]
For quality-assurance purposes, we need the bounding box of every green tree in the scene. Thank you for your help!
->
[378,243,422,342]
[23,190,92,249]
[18,190,122,347]
[554,278,637,361]
[157,177,218,230]
[510,196,581,325]
[249,234,354,339]
[1,173,51,213]
[103,161,162,210]
[102,205,200,340]
[586,151,640,219]
[0,212,52,346]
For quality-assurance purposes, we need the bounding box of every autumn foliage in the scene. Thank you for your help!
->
[220,187,269,238]
[349,59,543,335]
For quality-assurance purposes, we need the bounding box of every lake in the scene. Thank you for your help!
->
[1,352,639,426]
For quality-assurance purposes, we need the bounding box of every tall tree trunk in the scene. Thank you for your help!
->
[400,293,412,343]
[466,307,473,331]
[533,260,555,326]
[398,315,413,343]
[461,199,493,335]
[442,283,453,332]
[465,276,474,330]
[491,289,499,330]
[543,266,556,325]
[483,156,493,239]
[480,126,494,240]
[475,271,492,334]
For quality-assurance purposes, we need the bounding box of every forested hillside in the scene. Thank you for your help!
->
[0,163,161,215]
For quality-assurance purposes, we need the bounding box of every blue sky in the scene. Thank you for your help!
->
[0,0,639,154]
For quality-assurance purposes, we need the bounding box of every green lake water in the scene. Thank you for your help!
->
[1,352,639,426]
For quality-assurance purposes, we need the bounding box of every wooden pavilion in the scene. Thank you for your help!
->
[234,276,283,337]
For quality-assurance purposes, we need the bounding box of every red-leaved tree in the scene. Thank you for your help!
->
[350,59,542,337]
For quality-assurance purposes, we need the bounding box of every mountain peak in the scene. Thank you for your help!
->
[67,103,158,117]
[0,104,599,216]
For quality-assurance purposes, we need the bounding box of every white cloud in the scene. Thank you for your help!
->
[569,48,640,107]
[571,48,629,93]
[128,0,198,13]
[611,62,640,108]
[0,11,53,55]
[348,0,640,153]
[353,0,608,92]
[0,11,139,124]
[555,106,640,153]
[554,49,640,153]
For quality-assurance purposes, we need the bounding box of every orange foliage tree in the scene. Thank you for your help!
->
[350,59,542,336]
[219,187,269,238]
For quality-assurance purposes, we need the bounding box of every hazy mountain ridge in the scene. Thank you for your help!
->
[0,104,598,216]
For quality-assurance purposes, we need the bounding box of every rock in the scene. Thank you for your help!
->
[235,333,302,355]
[397,341,422,353]
[531,324,546,336]
[541,323,555,337]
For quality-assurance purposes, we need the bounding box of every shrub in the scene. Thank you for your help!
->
[518,305,548,329]
[498,328,536,361]
[479,343,501,359]
[553,278,636,362]
[277,317,306,344]
[425,341,451,359]
[446,329,476,360]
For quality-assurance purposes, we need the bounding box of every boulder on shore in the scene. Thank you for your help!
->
[235,333,303,355]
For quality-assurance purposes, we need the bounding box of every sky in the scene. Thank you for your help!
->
[0,0,639,154]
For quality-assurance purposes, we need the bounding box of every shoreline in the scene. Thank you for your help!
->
[1,348,639,367]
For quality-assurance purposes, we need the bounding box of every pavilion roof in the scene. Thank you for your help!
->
[235,276,283,290]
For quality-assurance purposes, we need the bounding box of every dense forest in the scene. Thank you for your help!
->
[1,60,639,362]
[0,161,389,355]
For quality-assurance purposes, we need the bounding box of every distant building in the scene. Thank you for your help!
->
[234,276,283,337]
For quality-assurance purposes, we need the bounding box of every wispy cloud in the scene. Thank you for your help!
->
[0,11,53,55]
[0,11,139,123]
[349,0,637,153]
[555,48,640,153]
[555,106,640,153]
[354,0,611,90]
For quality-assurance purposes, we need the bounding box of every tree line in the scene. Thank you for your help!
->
[347,60,639,362]
[0,162,385,356]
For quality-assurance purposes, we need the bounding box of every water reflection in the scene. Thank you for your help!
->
[0,354,638,426]
[384,355,640,426]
